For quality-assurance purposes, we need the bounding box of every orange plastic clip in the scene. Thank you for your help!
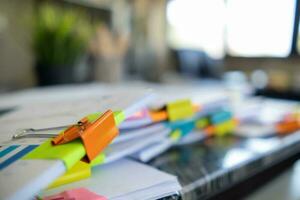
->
[52,110,118,162]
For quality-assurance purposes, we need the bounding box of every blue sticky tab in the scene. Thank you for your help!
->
[0,145,20,158]
[0,145,38,170]
[211,111,232,124]
[169,119,195,137]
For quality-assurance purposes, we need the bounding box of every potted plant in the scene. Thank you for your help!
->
[33,3,92,86]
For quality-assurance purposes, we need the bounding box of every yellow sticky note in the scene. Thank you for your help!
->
[215,120,235,136]
[215,123,228,136]
[226,119,236,131]
[48,161,91,189]
[48,153,105,189]
[167,99,194,122]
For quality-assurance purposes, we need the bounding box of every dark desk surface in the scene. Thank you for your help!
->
[149,132,300,200]
[246,159,300,200]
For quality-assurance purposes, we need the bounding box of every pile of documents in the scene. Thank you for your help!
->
[234,98,300,138]
[0,85,237,200]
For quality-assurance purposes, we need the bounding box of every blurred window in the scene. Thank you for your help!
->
[167,0,226,59]
[167,0,297,58]
[226,0,296,57]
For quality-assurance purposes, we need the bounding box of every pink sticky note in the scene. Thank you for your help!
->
[126,109,149,121]
[43,188,107,200]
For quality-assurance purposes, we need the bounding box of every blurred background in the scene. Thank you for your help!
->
[0,0,300,100]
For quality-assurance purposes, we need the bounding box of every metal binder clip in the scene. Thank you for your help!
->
[52,110,119,162]
[12,126,66,140]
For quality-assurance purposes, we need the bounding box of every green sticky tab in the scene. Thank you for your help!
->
[86,111,125,126]
[86,112,102,122]
[167,99,194,122]
[196,118,209,129]
[170,129,182,141]
[113,111,125,126]
[90,153,106,167]
[23,139,86,170]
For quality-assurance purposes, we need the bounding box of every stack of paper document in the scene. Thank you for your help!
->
[41,159,181,200]
[0,84,237,200]
[0,91,157,200]
[123,94,234,162]
[234,98,300,138]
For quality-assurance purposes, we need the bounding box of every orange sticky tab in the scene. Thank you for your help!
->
[193,104,201,112]
[80,110,119,162]
[204,126,215,137]
[276,120,300,134]
[233,118,240,126]
[149,110,168,122]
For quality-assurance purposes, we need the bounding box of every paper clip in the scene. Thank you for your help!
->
[52,110,119,162]
[12,126,67,140]
[12,111,124,140]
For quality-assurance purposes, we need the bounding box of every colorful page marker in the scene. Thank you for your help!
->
[149,110,168,122]
[210,111,232,125]
[169,119,195,137]
[48,153,105,188]
[167,99,194,122]
[86,111,125,126]
[214,119,236,136]
[125,109,149,120]
[90,153,106,167]
[48,161,91,189]
[0,145,20,158]
[43,188,107,200]
[276,120,300,134]
[23,139,85,170]
[0,145,38,170]
[195,117,209,129]
[204,126,215,137]
[170,130,182,141]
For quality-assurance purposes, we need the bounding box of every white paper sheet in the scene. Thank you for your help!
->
[41,159,181,200]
